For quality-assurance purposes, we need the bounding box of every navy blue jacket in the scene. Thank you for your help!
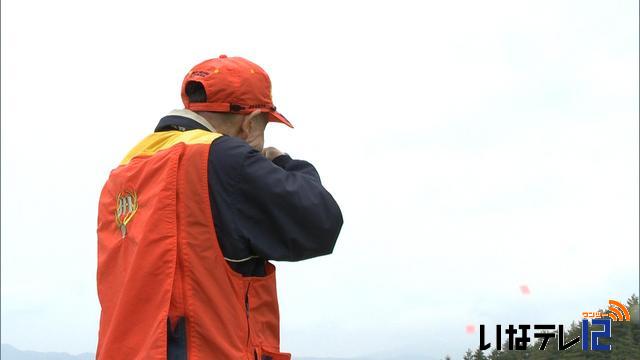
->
[155,114,343,277]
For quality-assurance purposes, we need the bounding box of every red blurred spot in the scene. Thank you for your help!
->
[465,324,475,334]
[520,285,531,295]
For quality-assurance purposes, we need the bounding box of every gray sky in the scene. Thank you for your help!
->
[1,0,638,358]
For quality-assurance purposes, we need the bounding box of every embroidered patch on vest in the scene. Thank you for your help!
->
[115,190,138,238]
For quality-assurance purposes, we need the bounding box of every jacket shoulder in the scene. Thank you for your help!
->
[120,130,223,165]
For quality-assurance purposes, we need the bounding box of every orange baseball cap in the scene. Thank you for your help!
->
[181,55,293,128]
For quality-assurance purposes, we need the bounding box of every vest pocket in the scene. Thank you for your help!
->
[254,346,291,360]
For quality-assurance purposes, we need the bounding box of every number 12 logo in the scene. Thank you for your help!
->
[582,318,611,351]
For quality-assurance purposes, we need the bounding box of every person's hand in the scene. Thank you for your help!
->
[262,147,285,161]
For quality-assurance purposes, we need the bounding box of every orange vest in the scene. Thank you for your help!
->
[97,130,291,360]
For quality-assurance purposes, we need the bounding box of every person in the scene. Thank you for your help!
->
[96,55,343,360]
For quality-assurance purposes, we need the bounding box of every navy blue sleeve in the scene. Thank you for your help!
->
[239,150,343,261]
[272,154,321,181]
[209,136,343,263]
[208,136,255,265]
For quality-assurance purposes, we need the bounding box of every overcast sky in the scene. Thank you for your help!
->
[1,0,638,358]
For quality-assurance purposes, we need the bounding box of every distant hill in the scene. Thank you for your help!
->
[0,344,95,360]
[1,344,433,360]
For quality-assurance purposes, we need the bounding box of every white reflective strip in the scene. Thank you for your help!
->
[223,255,261,263]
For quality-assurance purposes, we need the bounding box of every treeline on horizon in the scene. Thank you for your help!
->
[448,294,640,360]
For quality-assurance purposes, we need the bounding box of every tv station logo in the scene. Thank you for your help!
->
[478,299,630,352]
[582,299,631,322]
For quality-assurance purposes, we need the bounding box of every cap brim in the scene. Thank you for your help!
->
[266,110,294,128]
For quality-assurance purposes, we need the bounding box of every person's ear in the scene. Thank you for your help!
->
[246,110,263,123]
[239,110,263,138]
[238,115,252,140]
